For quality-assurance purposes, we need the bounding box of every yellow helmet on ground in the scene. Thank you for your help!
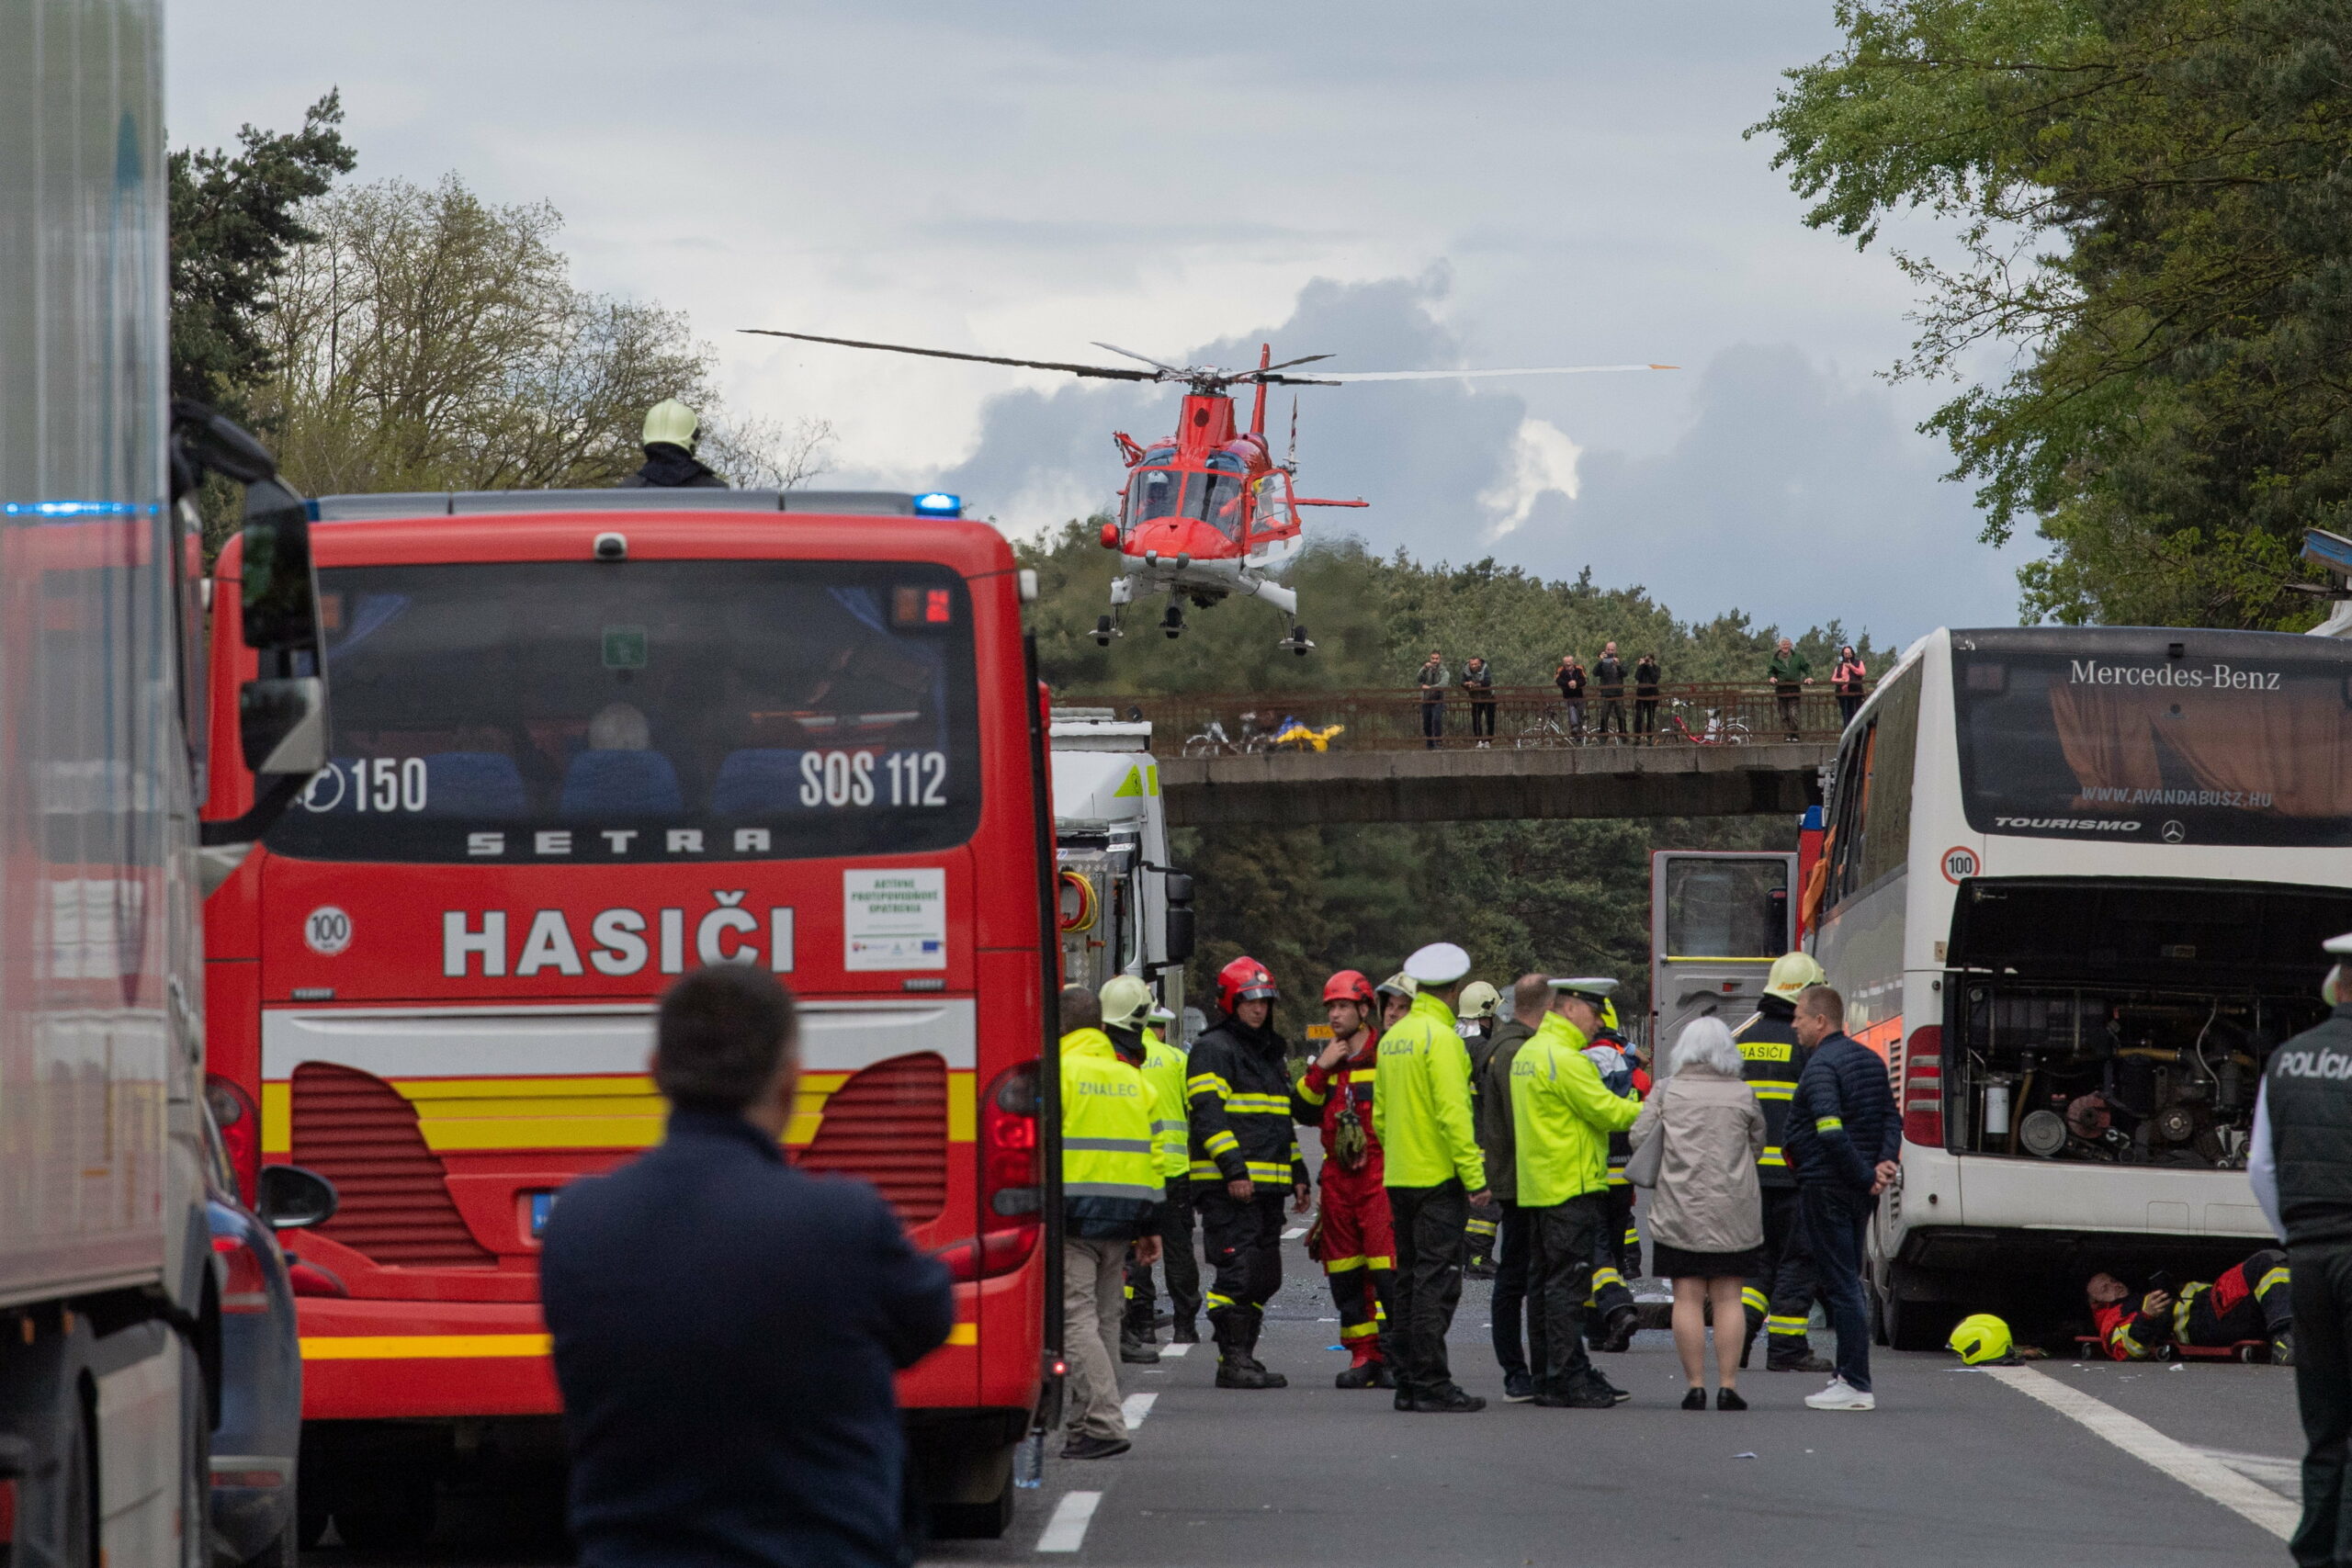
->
[642,398,701,452]
[1458,980,1500,1021]
[1765,950,1826,998]
[1099,974,1155,1032]
[1949,1314,2014,1365]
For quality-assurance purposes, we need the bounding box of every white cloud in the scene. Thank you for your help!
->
[1479,418,1584,539]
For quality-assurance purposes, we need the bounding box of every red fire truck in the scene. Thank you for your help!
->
[200,489,1057,1542]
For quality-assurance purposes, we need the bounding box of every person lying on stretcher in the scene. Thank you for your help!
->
[2086,1252,2293,1364]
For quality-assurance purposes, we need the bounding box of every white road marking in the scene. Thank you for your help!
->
[1984,1366,2298,1540]
[1036,1489,1102,1553]
[2198,1446,2303,1496]
[1158,1342,1190,1359]
[1283,1226,1306,1239]
[1121,1392,1158,1428]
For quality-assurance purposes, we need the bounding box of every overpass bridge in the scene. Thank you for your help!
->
[1097,685,1845,827]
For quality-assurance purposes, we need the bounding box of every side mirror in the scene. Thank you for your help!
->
[256,1164,339,1231]
[1163,871,1196,964]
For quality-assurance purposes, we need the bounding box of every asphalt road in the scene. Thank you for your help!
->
[304,1228,2309,1567]
[929,1231,2307,1568]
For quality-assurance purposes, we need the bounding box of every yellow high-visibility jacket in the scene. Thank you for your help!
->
[1060,1029,1165,1239]
[1374,991,1487,1190]
[1511,1013,1644,1207]
[1138,1028,1191,1181]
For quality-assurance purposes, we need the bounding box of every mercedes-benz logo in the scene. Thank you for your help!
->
[2161,820,2187,843]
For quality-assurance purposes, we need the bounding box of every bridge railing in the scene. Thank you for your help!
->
[1119,682,1861,754]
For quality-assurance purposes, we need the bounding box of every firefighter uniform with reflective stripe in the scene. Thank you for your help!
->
[2094,1253,2294,1359]
[1188,1014,1306,1366]
[1119,1027,1200,1343]
[1059,1029,1168,1447]
[1376,988,1488,1402]
[1584,1023,1643,1346]
[1736,994,1820,1368]
[1512,1012,1643,1398]
[1295,1032,1395,1371]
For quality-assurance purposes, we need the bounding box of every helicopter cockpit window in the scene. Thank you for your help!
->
[1128,465,1184,525]
[1188,451,1250,541]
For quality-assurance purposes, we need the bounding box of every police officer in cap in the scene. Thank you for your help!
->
[2255,931,2352,1563]
[1375,942,1492,1413]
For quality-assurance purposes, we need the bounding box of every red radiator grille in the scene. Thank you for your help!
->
[797,1052,948,1224]
[289,1062,495,1267]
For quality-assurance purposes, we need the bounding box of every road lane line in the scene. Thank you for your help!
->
[1283,1226,1306,1239]
[1121,1392,1158,1428]
[1036,1490,1101,1553]
[1158,1342,1190,1359]
[1984,1365,2297,1540]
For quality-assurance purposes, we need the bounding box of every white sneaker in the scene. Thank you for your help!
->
[1804,1378,1875,1411]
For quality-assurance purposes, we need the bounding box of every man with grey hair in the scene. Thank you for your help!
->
[1477,975,1552,1402]
[1785,984,1897,1411]
[542,967,954,1567]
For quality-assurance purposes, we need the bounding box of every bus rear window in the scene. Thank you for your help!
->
[1952,646,2352,847]
[265,559,981,863]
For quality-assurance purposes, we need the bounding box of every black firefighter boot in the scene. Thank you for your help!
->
[1214,1309,1286,1390]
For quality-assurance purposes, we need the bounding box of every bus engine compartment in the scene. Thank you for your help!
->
[1942,876,2352,1168]
[1948,982,2316,1168]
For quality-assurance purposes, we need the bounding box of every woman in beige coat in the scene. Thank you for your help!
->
[1629,1016,1765,1410]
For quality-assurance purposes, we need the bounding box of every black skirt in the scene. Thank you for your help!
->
[1651,1240,1764,1280]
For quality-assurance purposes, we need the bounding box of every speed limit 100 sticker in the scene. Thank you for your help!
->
[304,906,353,956]
[1940,846,1981,885]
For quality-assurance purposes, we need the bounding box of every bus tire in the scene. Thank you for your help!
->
[1882,1265,1952,1352]
[922,1437,1017,1540]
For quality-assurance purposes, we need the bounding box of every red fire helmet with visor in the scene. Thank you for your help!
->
[1216,955,1280,1014]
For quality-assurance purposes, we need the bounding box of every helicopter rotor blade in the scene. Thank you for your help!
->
[1295,363,1679,382]
[1089,342,1191,378]
[1254,352,1334,376]
[1286,397,1299,470]
[739,329,1163,382]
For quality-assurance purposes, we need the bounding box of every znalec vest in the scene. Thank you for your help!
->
[2267,1007,2352,1247]
[1060,1029,1164,1240]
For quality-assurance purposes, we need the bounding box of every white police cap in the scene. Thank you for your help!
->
[1404,942,1473,987]
[1549,976,1619,1003]
[2326,931,2352,955]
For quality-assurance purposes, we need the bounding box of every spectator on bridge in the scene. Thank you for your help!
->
[1629,1017,1766,1412]
[1633,654,1662,744]
[1462,657,1498,745]
[1833,646,1869,727]
[1768,637,1815,740]
[1594,643,1629,743]
[541,966,954,1568]
[1555,655,1588,741]
[1417,650,1448,750]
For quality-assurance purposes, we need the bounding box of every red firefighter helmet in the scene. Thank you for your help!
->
[1321,969,1376,1009]
[1216,955,1279,1013]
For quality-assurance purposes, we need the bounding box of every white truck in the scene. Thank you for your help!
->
[1,8,330,1562]
[1048,709,1193,1027]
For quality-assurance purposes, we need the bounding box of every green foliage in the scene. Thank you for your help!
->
[169,91,356,423]
[1756,0,2352,629]
[1018,524,1846,1035]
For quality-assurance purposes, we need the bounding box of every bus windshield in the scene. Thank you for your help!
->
[264,558,981,863]
[1951,639,2352,846]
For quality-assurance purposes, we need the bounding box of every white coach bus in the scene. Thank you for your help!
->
[1810,626,2352,1348]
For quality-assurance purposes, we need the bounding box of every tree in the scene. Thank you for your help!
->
[1014,523,1847,1035]
[1754,0,2352,628]
[169,91,356,423]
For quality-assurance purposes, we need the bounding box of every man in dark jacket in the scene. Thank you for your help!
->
[1417,650,1448,749]
[2254,934,2352,1564]
[620,399,728,489]
[1736,953,1834,1373]
[541,966,953,1568]
[1476,975,1549,1401]
[1593,642,1629,742]
[1190,956,1309,1388]
[1783,983,1897,1411]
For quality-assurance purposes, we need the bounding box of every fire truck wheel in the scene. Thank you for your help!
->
[929,1478,1014,1540]
[297,1486,331,1551]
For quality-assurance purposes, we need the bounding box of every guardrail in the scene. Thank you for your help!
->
[1105,683,1862,755]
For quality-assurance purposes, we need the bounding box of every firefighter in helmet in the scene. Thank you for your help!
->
[1188,957,1309,1389]
[620,399,727,489]
[1293,970,1396,1387]
[1736,951,1836,1372]
[1102,976,1196,1359]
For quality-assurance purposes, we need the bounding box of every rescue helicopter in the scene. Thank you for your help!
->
[739,327,1675,653]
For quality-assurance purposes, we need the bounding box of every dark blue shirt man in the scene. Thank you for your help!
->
[541,966,955,1568]
[1782,983,1898,1413]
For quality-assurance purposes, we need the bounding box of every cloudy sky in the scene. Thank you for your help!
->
[167,0,2033,646]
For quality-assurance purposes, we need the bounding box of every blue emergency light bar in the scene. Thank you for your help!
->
[912,491,963,516]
